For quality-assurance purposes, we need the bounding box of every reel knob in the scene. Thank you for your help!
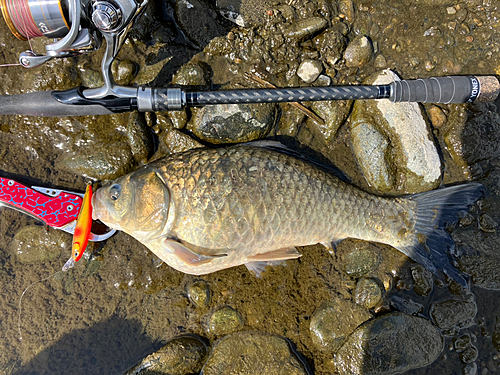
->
[91,1,122,31]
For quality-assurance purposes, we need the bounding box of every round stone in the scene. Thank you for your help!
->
[332,313,444,375]
[207,306,243,336]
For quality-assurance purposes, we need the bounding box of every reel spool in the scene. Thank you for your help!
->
[0,0,70,40]
[0,0,147,70]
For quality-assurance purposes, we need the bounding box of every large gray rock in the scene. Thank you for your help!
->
[188,102,276,144]
[202,331,311,375]
[350,69,442,194]
[331,313,444,375]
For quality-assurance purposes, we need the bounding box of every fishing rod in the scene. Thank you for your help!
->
[0,0,499,117]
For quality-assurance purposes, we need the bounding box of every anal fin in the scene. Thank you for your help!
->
[246,247,302,262]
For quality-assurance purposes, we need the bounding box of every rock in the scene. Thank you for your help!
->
[478,213,497,232]
[426,105,447,128]
[338,239,382,278]
[455,233,500,290]
[459,345,478,364]
[188,102,276,144]
[207,306,243,335]
[354,278,383,309]
[133,56,173,85]
[430,299,477,333]
[188,281,211,308]
[124,335,208,375]
[112,59,137,86]
[79,67,104,88]
[297,59,323,83]
[338,0,354,22]
[312,28,347,66]
[307,100,353,142]
[350,69,442,194]
[410,264,433,296]
[309,297,372,351]
[175,0,225,48]
[12,225,69,264]
[284,17,328,42]
[171,62,212,88]
[126,112,153,164]
[344,36,373,68]
[454,334,472,352]
[56,114,152,180]
[202,331,311,375]
[462,362,477,375]
[331,313,444,375]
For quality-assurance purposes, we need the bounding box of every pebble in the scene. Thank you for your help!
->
[343,35,373,68]
[112,59,137,86]
[202,331,311,375]
[297,59,323,83]
[430,299,477,333]
[462,362,477,375]
[454,334,472,352]
[207,306,243,335]
[411,264,433,296]
[331,313,444,375]
[188,102,276,144]
[339,239,382,278]
[12,225,68,264]
[354,277,383,309]
[124,335,208,375]
[284,17,328,42]
[426,105,447,128]
[479,213,497,232]
[459,345,479,364]
[350,69,442,194]
[126,112,153,164]
[309,297,372,351]
[188,281,211,308]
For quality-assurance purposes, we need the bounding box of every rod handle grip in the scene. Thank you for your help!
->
[390,76,500,104]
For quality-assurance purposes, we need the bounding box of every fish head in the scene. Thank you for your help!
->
[92,167,171,240]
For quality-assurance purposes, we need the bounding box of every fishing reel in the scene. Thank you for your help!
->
[0,0,148,68]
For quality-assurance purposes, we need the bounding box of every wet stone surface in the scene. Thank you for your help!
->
[188,102,276,144]
[430,299,477,333]
[354,278,383,309]
[331,313,444,375]
[206,305,243,336]
[188,281,211,308]
[350,69,442,194]
[12,225,69,264]
[201,331,311,375]
[124,335,208,375]
[309,297,372,352]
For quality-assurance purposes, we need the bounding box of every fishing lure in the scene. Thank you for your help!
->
[63,184,93,271]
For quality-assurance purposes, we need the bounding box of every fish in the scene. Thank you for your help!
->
[92,143,483,284]
[63,184,93,271]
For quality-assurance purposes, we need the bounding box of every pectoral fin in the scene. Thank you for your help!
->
[163,239,228,266]
[246,247,302,262]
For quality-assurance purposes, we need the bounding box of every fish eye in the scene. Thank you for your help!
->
[74,251,79,257]
[109,184,121,201]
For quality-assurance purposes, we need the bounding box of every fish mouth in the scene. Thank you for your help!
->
[91,188,108,222]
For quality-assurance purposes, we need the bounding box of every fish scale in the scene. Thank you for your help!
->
[93,144,483,281]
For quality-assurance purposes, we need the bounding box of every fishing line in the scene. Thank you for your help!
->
[17,270,62,341]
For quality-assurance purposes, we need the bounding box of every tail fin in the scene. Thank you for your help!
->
[400,183,485,287]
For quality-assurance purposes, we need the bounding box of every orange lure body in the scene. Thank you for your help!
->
[63,184,93,271]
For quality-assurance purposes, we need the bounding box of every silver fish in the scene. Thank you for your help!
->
[92,143,482,284]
